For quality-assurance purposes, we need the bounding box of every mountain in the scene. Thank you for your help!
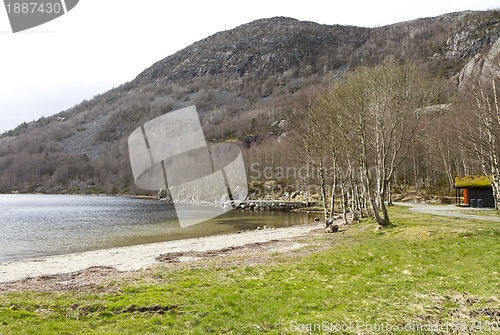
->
[0,10,499,194]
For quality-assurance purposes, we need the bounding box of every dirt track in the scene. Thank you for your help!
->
[395,202,500,222]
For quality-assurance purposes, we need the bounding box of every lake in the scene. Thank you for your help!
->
[0,194,309,263]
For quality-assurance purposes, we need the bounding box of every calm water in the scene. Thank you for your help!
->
[0,195,309,263]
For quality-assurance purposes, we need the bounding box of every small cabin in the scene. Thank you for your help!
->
[454,176,495,208]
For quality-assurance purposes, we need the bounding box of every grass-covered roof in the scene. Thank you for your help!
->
[454,175,492,189]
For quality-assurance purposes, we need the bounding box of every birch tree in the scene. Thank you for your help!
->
[287,90,333,221]
[457,73,500,208]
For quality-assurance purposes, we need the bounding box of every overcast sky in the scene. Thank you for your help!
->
[0,0,498,133]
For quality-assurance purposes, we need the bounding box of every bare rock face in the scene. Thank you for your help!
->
[459,37,500,87]
[446,11,500,61]
[137,17,369,83]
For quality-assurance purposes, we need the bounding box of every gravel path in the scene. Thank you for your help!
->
[395,202,500,222]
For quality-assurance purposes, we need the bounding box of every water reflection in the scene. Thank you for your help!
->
[0,194,308,262]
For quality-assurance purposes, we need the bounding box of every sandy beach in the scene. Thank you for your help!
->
[0,223,320,283]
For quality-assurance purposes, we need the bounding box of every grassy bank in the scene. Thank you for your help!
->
[0,206,499,334]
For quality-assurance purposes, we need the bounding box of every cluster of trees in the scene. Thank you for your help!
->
[273,61,500,226]
[0,149,133,194]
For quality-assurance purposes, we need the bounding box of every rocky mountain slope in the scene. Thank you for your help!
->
[0,10,499,194]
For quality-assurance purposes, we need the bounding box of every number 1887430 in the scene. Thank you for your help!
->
[5,2,62,14]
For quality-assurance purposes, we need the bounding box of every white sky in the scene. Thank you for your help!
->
[0,0,498,133]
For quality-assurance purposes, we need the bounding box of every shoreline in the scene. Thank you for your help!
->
[0,223,320,284]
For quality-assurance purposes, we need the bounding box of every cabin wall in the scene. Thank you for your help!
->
[468,188,495,208]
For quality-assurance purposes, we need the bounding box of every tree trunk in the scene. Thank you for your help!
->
[340,179,349,225]
[319,160,329,222]
[363,167,389,226]
[330,182,336,220]
[329,157,337,220]
[380,187,390,225]
[387,180,393,206]
[369,196,385,225]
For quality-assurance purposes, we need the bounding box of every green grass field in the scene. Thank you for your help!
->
[0,206,499,334]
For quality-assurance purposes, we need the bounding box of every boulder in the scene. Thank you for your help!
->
[325,224,339,233]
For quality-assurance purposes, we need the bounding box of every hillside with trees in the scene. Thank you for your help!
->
[0,10,498,202]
